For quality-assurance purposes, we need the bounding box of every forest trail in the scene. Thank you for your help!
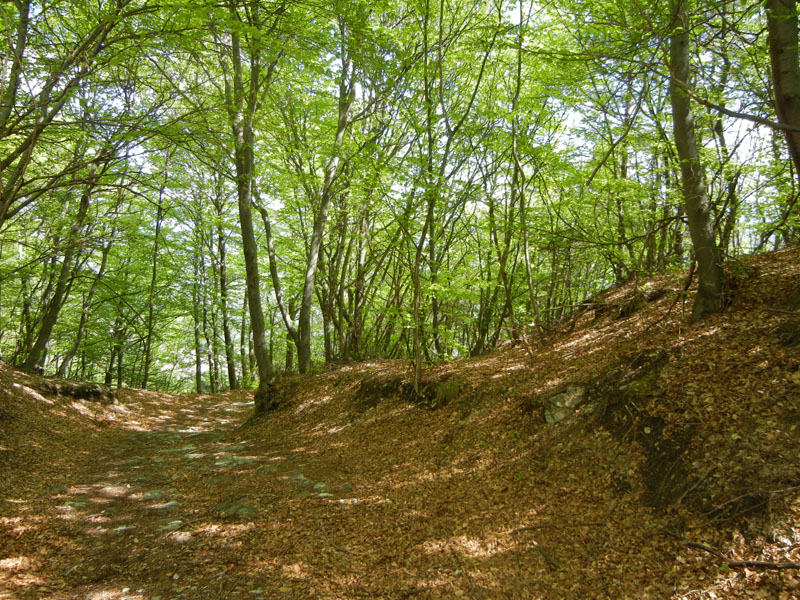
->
[4,247,800,599]
[3,384,396,600]
[1,389,298,599]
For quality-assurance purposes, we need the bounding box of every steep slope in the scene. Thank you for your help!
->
[231,246,800,598]
[0,247,798,599]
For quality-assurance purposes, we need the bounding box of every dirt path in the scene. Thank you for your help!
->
[2,391,346,600]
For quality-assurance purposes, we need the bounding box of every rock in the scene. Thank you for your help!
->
[218,444,245,452]
[36,380,113,404]
[212,501,257,519]
[156,520,183,532]
[214,456,255,467]
[152,500,180,510]
[544,386,585,424]
[206,474,232,485]
[290,473,313,487]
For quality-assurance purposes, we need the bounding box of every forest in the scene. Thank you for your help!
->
[1,0,799,410]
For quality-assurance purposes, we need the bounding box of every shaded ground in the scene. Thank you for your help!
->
[2,248,800,599]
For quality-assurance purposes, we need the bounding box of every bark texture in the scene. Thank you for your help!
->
[669,0,725,321]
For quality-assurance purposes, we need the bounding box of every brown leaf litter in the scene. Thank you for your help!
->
[2,248,800,599]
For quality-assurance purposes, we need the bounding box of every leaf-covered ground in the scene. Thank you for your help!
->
[2,248,800,599]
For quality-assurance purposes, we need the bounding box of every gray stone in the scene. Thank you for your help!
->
[290,474,312,488]
[156,520,183,532]
[544,386,586,424]
[218,444,245,452]
[152,500,180,510]
[207,474,232,485]
[212,501,257,519]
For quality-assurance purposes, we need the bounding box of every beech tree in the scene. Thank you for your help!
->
[0,0,797,406]
[766,0,800,181]
[669,0,725,320]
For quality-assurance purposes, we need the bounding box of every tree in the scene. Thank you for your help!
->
[669,0,725,320]
[766,0,800,183]
[214,0,284,413]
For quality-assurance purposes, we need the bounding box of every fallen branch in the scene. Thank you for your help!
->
[511,521,601,534]
[686,541,800,570]
[761,308,800,315]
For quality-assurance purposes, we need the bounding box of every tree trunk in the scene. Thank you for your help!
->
[22,174,94,372]
[234,122,274,410]
[217,220,238,390]
[56,235,112,377]
[669,0,725,321]
[192,244,204,394]
[296,22,354,374]
[218,6,281,414]
[239,291,251,388]
[142,184,165,389]
[201,260,218,394]
[766,0,800,182]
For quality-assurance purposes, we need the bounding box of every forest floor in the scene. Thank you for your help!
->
[2,248,800,599]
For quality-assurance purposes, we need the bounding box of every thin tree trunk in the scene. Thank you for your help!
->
[297,20,354,374]
[22,172,95,372]
[217,6,281,413]
[142,185,165,390]
[240,291,250,387]
[669,0,725,321]
[192,246,204,394]
[217,222,238,390]
[56,236,112,377]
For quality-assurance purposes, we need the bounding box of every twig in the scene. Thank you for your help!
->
[663,531,800,571]
[761,308,799,315]
[686,541,800,570]
[395,584,443,597]
[511,521,601,534]
[676,466,716,505]
[538,545,561,569]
